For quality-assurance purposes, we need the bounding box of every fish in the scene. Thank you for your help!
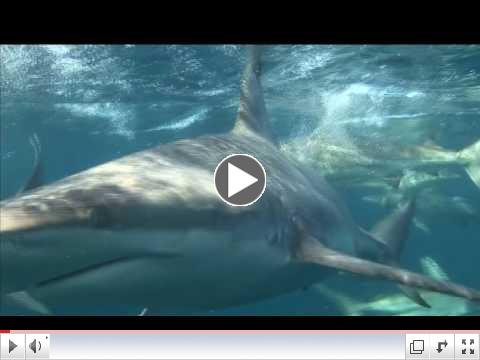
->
[281,129,480,191]
[397,169,461,196]
[333,169,460,198]
[399,139,480,189]
[1,46,480,315]
[280,131,383,184]
[363,188,480,230]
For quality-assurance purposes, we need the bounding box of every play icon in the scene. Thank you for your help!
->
[1,334,25,359]
[227,163,258,198]
[214,154,266,206]
[9,340,17,353]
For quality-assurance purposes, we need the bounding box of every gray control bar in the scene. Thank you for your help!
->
[1,331,478,360]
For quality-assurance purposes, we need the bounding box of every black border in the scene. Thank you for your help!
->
[1,316,478,330]
[2,2,480,44]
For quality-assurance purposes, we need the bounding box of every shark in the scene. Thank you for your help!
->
[1,45,480,315]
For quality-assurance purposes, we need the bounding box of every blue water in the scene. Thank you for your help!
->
[1,45,479,315]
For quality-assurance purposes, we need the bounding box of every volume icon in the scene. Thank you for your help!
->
[29,339,42,354]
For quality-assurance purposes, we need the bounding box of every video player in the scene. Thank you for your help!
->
[0,30,478,360]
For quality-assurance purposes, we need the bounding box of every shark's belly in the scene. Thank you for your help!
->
[2,226,311,314]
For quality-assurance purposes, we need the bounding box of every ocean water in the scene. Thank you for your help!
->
[1,45,479,315]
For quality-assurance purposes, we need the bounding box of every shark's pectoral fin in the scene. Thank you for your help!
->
[294,231,480,303]
[4,290,52,315]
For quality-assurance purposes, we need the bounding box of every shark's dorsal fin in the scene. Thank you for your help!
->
[232,45,276,144]
[17,134,43,195]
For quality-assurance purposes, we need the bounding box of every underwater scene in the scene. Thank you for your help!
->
[1,45,479,316]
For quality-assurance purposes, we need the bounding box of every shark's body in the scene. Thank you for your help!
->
[1,131,350,313]
[1,46,480,315]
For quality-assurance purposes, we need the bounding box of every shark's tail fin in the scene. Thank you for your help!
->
[458,139,480,189]
[233,45,275,143]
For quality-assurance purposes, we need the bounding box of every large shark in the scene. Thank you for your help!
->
[1,46,480,315]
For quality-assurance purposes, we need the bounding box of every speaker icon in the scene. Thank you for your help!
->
[29,338,42,354]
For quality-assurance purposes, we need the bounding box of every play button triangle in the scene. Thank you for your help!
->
[9,339,17,353]
[228,162,258,198]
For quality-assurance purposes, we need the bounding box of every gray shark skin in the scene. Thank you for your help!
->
[1,46,480,315]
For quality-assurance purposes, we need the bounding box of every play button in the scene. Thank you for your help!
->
[9,340,17,353]
[227,163,258,198]
[214,154,266,206]
[1,334,26,359]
